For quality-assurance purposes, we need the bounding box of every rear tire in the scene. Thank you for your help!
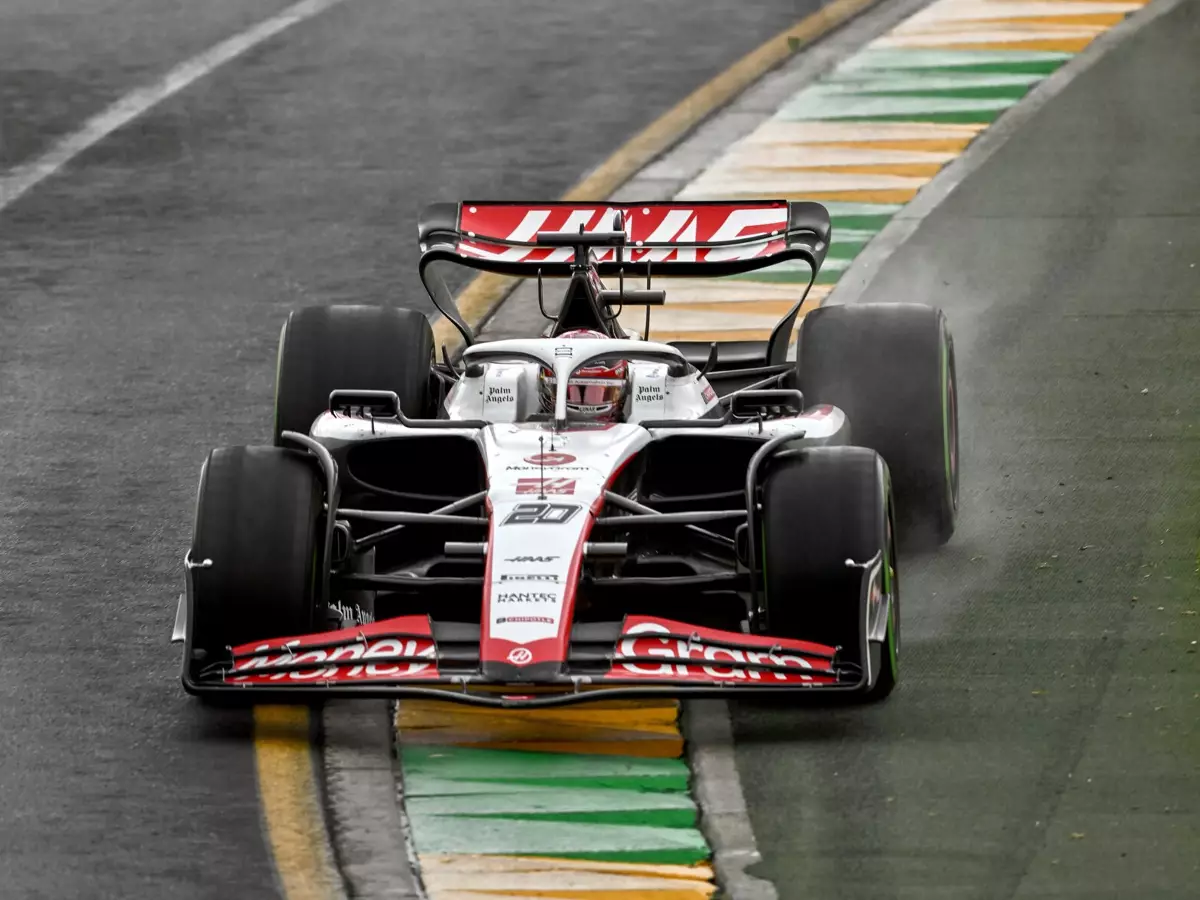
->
[189,446,323,658]
[760,447,898,701]
[797,302,958,549]
[274,304,434,444]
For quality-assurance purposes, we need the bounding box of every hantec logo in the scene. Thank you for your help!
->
[496,592,556,603]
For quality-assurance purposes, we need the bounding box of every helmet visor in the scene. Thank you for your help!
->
[540,375,625,417]
[567,377,624,409]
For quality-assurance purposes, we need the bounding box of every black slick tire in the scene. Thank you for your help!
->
[796,302,958,549]
[760,446,898,701]
[273,304,434,444]
[189,446,323,659]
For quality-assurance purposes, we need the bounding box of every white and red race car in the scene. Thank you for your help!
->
[173,200,958,705]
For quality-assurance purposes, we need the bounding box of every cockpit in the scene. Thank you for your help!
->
[445,336,709,427]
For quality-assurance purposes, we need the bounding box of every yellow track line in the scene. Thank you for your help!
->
[254,706,344,900]
[431,0,884,354]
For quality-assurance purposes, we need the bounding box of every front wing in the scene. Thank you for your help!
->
[181,595,876,708]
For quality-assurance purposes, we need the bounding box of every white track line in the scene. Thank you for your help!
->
[0,0,350,214]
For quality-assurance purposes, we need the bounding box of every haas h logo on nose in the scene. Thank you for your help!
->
[507,647,534,666]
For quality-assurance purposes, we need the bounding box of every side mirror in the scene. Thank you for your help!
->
[729,389,804,420]
[328,389,401,418]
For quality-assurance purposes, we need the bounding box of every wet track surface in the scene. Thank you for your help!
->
[1,1,1196,897]
[0,2,826,896]
[0,0,297,168]
[731,2,1200,897]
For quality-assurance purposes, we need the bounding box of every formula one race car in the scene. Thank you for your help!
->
[172,200,958,706]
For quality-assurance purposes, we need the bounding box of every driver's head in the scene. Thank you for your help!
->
[539,329,629,422]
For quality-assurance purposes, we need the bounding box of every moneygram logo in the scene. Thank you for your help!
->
[615,622,820,682]
[232,638,435,682]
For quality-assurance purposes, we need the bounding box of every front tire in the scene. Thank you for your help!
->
[273,304,434,444]
[760,447,898,701]
[189,446,323,659]
[797,302,958,549]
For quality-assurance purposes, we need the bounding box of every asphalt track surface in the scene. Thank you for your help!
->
[0,2,829,897]
[731,2,1200,897]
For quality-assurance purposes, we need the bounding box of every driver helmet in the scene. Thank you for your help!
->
[539,329,629,422]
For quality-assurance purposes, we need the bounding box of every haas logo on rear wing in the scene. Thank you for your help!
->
[450,202,809,265]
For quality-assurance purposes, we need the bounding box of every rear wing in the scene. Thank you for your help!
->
[417,200,831,278]
[417,200,831,348]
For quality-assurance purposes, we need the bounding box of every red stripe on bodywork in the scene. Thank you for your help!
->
[479,496,501,658]
[552,450,639,649]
